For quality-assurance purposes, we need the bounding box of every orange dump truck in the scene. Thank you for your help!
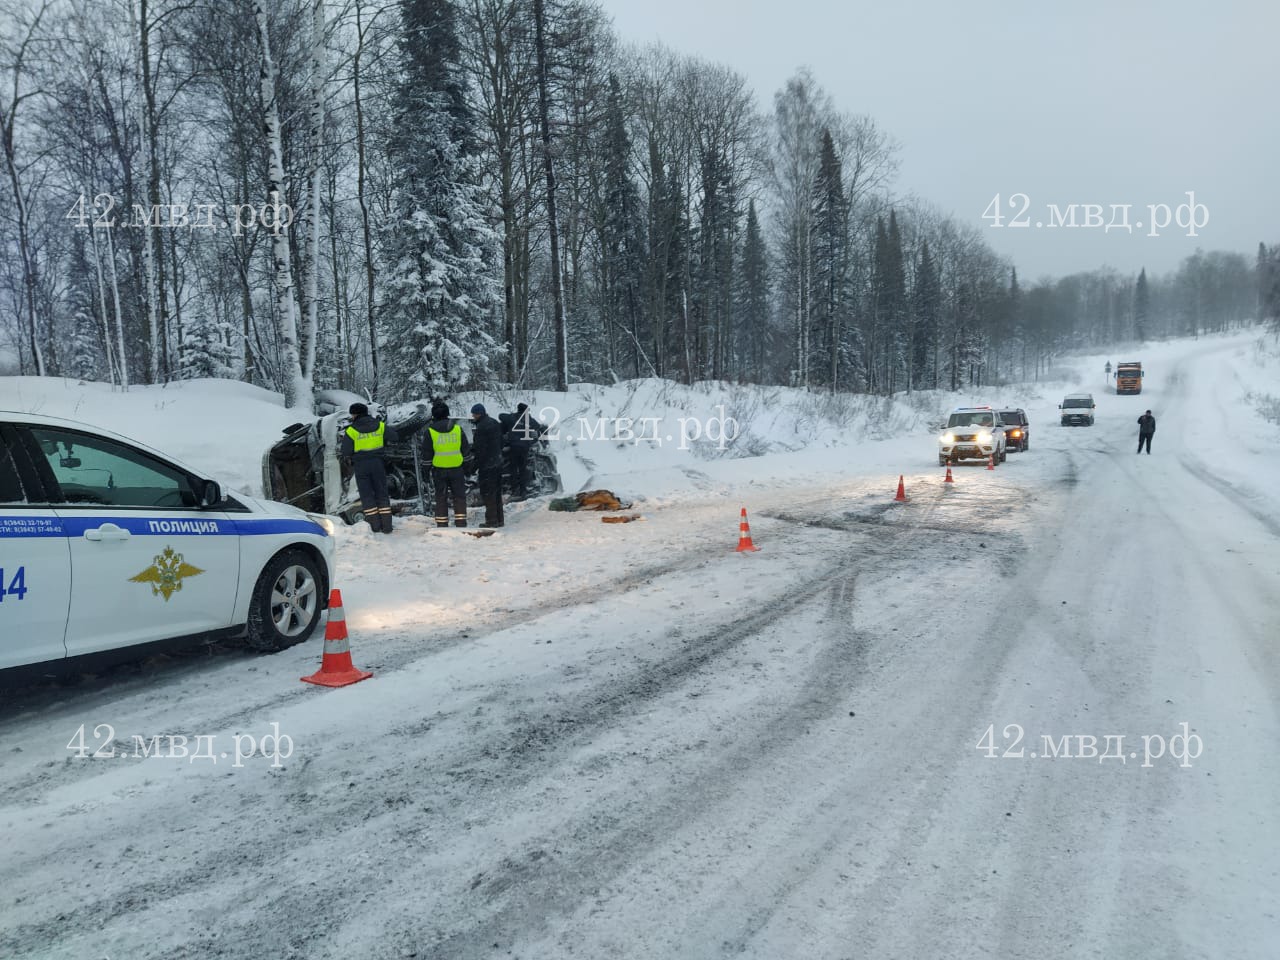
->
[1116,361,1143,395]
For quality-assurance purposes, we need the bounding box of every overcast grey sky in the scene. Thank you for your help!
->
[595,0,1278,280]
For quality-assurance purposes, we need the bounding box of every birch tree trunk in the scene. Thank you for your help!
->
[254,0,310,411]
[128,0,160,383]
[72,0,118,385]
[300,0,325,383]
[89,226,119,386]
[0,105,43,377]
[352,0,378,393]
[104,222,130,387]
[0,0,53,376]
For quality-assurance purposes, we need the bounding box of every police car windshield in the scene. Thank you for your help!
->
[947,413,993,428]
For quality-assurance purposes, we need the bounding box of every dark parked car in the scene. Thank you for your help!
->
[999,409,1030,451]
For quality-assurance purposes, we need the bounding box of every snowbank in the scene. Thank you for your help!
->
[3,326,1271,507]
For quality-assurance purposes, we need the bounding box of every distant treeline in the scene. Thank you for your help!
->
[1,0,1276,404]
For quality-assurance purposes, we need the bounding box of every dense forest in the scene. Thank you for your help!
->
[1,0,1276,408]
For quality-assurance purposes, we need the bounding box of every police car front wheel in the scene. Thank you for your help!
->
[245,550,325,651]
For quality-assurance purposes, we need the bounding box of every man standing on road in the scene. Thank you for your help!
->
[471,403,505,527]
[339,402,399,533]
[1137,409,1156,454]
[504,402,545,501]
[426,402,470,528]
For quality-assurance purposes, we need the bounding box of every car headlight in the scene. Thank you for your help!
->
[940,432,955,444]
[1010,430,1021,437]
[977,432,992,444]
[306,513,336,536]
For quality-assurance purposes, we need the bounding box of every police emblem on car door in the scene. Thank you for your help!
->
[130,546,205,600]
[28,426,240,657]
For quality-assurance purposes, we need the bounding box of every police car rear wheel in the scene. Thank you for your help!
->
[246,550,323,651]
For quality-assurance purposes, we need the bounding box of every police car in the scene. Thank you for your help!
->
[1,412,335,673]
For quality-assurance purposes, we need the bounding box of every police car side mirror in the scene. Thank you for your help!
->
[198,479,222,507]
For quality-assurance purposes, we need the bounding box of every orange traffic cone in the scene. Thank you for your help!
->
[736,507,760,553]
[944,462,954,483]
[894,475,907,502]
[301,589,373,688]
[986,454,995,471]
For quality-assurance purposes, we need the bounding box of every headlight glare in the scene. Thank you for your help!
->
[307,513,336,536]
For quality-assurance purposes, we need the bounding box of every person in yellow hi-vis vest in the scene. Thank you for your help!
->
[426,401,471,527]
[338,402,399,533]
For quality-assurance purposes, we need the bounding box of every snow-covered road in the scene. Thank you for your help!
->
[2,334,1277,959]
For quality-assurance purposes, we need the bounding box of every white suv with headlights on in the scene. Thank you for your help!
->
[937,407,1007,466]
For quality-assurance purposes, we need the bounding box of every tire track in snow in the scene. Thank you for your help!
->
[0,486,960,959]
[1,474,1042,960]
[0,529,858,960]
[0,538,739,808]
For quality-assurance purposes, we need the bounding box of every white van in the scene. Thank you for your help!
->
[1059,394,1096,426]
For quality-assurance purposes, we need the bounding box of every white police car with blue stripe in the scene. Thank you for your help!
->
[1,412,335,673]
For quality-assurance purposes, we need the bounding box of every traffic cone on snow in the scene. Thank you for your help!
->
[301,589,373,688]
[944,461,954,483]
[735,507,760,553]
[986,454,995,471]
[894,475,907,502]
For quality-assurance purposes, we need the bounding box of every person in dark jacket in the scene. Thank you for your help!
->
[503,402,545,500]
[470,403,504,527]
[338,402,399,533]
[425,401,471,527]
[1137,410,1156,454]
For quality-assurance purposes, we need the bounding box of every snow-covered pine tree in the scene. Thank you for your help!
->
[885,210,907,392]
[736,199,770,383]
[179,312,236,381]
[1268,247,1280,334]
[380,0,499,401]
[1257,244,1280,334]
[911,238,941,390]
[1134,267,1150,342]
[771,70,831,389]
[810,128,847,390]
[696,142,735,381]
[869,216,889,392]
[662,171,691,382]
[599,72,648,379]
[1008,266,1024,382]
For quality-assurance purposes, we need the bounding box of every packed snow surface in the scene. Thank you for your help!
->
[1,330,1278,959]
